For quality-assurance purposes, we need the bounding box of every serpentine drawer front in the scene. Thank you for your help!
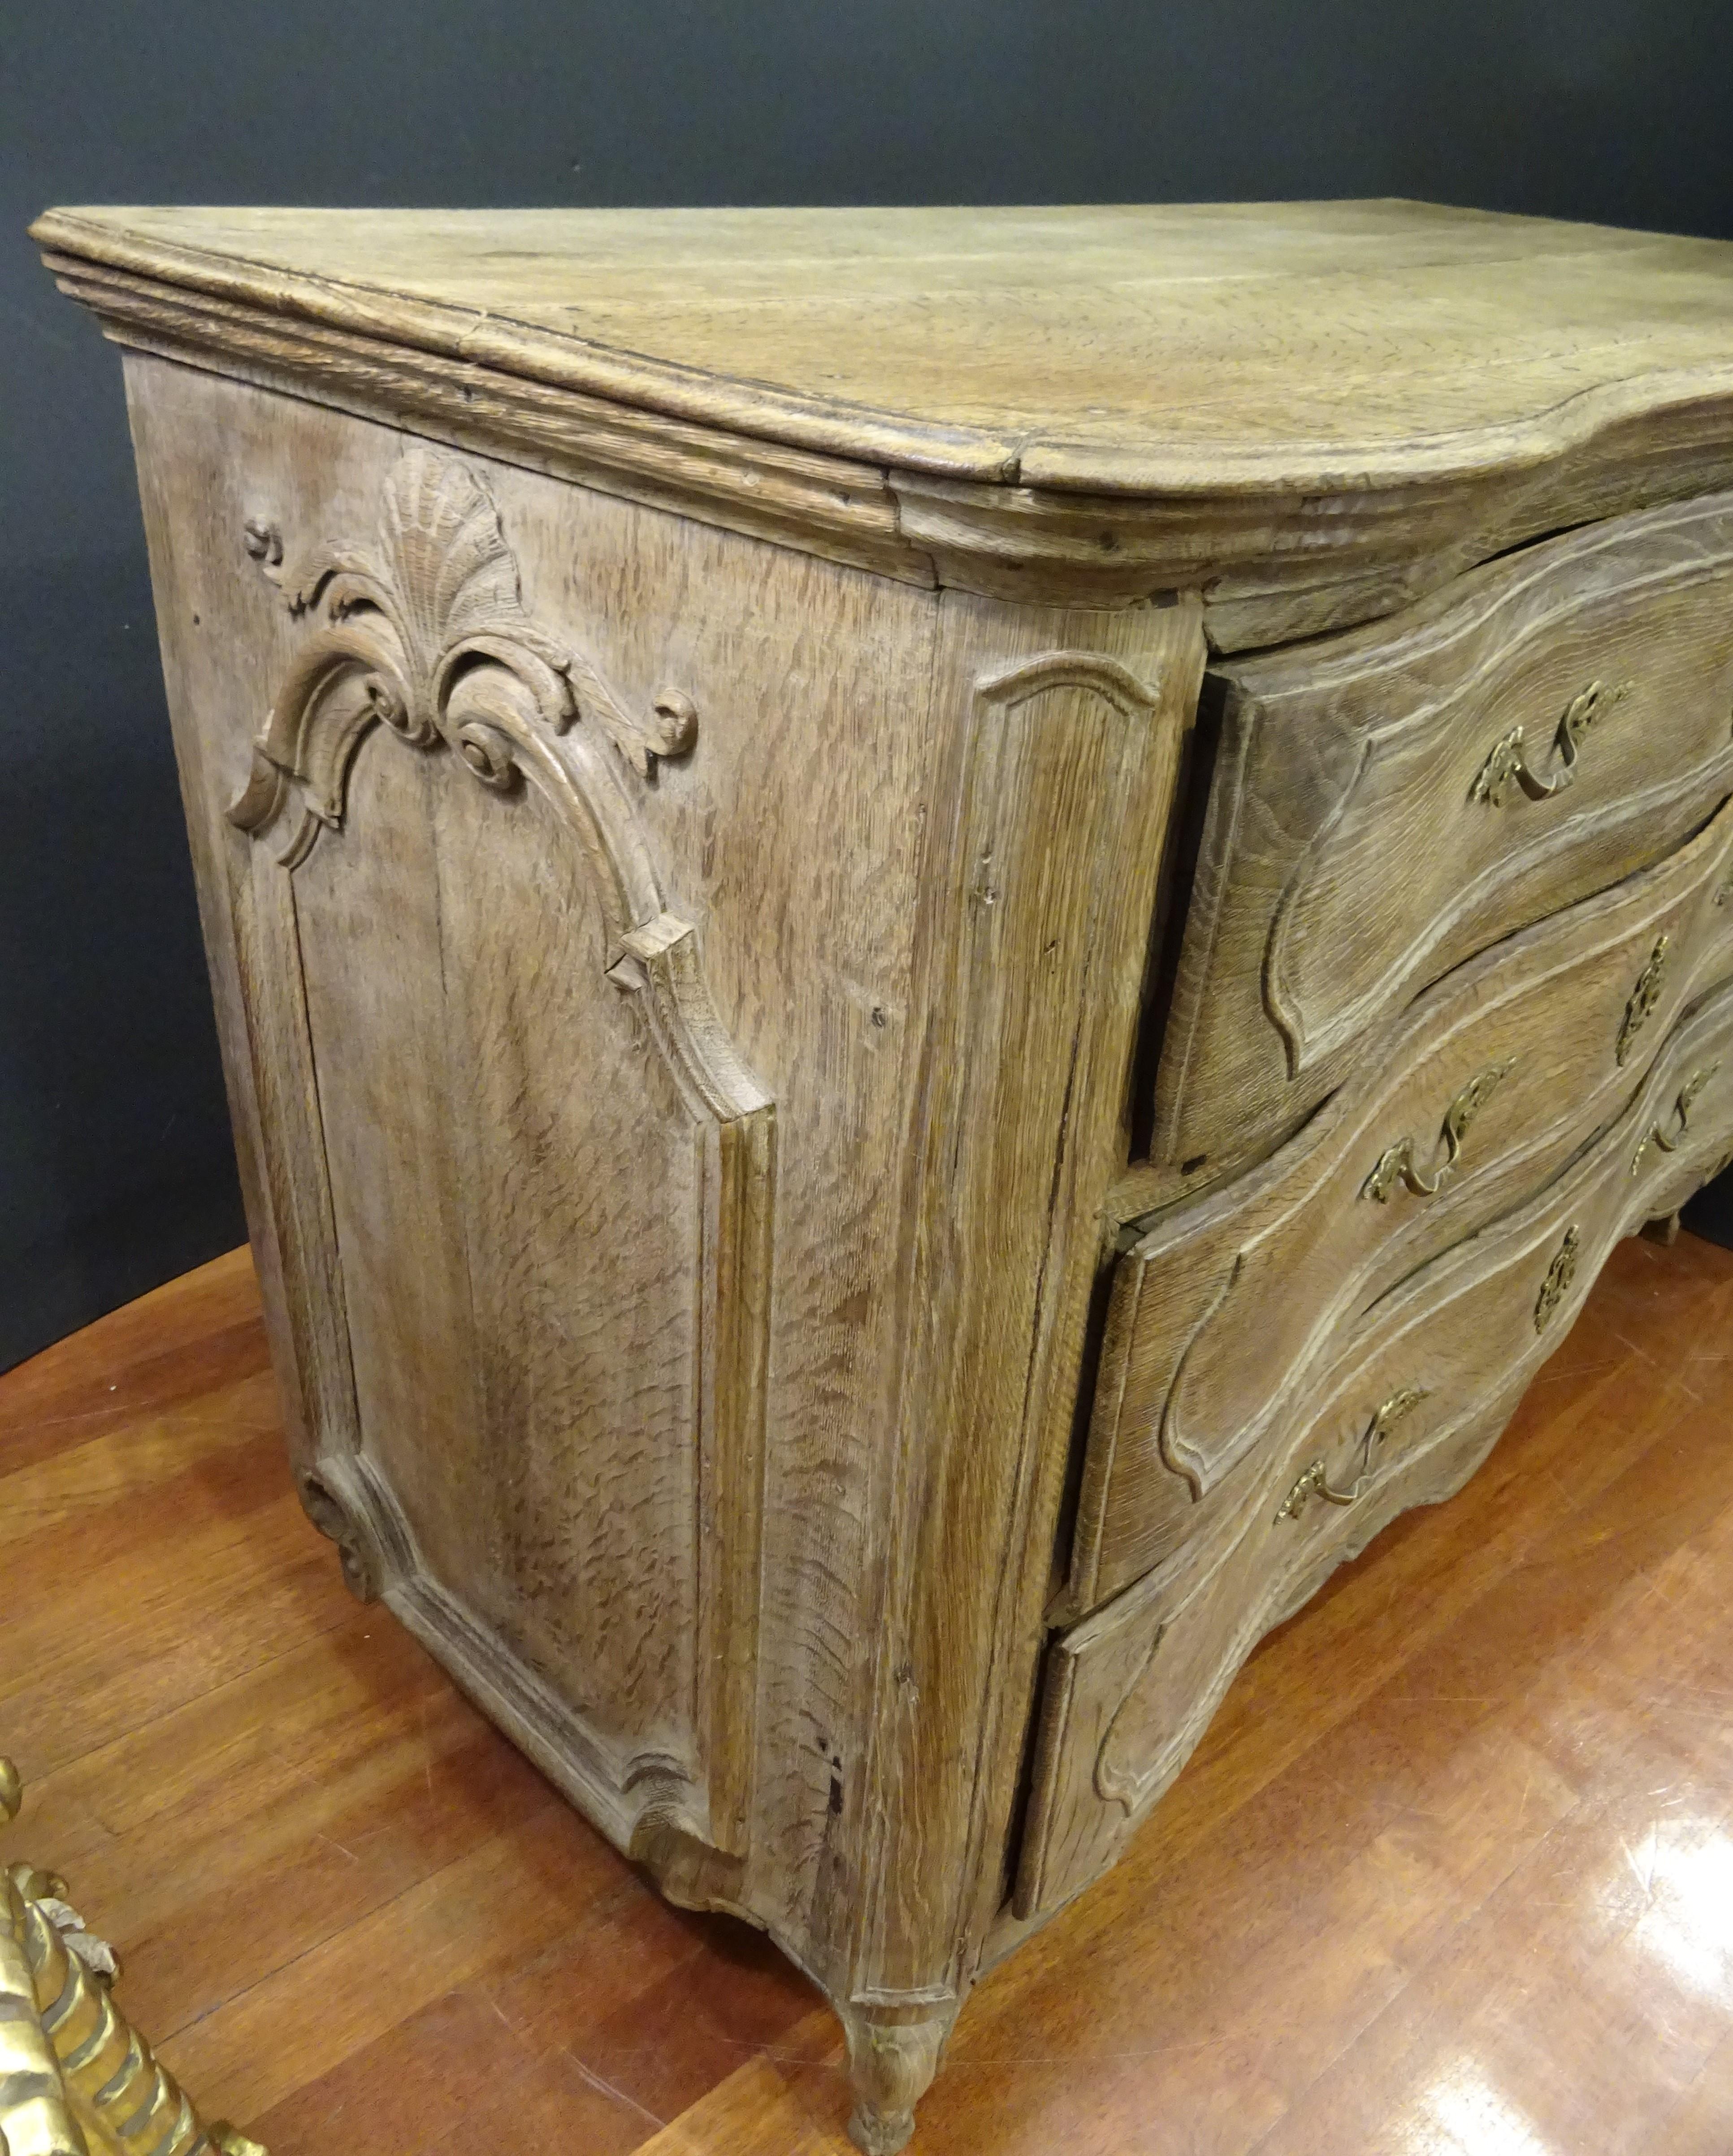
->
[1155,494,1733,1176]
[1072,790,1733,1612]
[1024,976,1733,1921]
[36,201,1733,2152]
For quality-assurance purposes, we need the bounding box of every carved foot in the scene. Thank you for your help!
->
[1642,1210,1683,1247]
[843,2001,956,2155]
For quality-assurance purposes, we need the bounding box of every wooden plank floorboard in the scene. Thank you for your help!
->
[3,1236,1732,2152]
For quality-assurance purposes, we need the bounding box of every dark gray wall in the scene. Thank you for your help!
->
[4,2,1732,1370]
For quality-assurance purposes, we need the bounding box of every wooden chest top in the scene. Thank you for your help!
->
[34,200,1733,642]
[30,199,1733,483]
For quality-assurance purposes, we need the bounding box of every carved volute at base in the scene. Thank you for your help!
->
[295,1463,383,1602]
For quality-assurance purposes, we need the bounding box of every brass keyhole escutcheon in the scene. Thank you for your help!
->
[1616,936,1671,1067]
[1534,1224,1581,1334]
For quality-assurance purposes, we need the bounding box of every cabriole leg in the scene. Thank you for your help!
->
[842,2000,957,2155]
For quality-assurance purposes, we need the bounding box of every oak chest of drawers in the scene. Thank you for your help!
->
[36,200,1733,2150]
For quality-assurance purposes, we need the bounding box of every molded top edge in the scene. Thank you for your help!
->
[33,200,1733,500]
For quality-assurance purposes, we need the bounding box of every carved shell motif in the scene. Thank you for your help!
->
[229,443,697,870]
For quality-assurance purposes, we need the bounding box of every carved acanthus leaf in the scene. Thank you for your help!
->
[230,444,696,868]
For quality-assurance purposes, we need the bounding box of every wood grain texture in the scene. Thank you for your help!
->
[128,392,364,1505]
[1154,490,1733,1176]
[121,351,963,2033]
[38,200,1733,641]
[1079,788,1733,1609]
[1023,976,1733,1919]
[130,377,776,1877]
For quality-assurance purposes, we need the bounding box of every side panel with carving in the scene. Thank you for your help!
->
[125,353,947,1994]
[131,381,775,1869]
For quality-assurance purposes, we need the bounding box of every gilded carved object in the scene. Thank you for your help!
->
[0,1761,266,2156]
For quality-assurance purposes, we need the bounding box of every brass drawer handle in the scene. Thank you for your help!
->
[1468,680,1629,808]
[1276,1386,1429,1522]
[1361,1058,1518,1203]
[1616,935,1671,1066]
[1534,1223,1581,1333]
[1632,1063,1722,1174]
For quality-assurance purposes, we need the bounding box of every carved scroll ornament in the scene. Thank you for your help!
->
[226,442,768,1144]
[230,442,696,876]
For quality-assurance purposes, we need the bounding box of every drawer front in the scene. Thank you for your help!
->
[1020,982,1733,1920]
[1072,791,1733,1612]
[1153,492,1733,1173]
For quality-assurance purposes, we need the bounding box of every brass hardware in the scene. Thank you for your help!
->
[1469,728,1531,808]
[1534,1224,1581,1333]
[1276,1386,1430,1521]
[1632,1063,1721,1174]
[1616,935,1671,1066]
[1361,1058,1518,1202]
[1468,680,1630,807]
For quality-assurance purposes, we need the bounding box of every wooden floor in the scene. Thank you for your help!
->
[4,1235,1733,2154]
